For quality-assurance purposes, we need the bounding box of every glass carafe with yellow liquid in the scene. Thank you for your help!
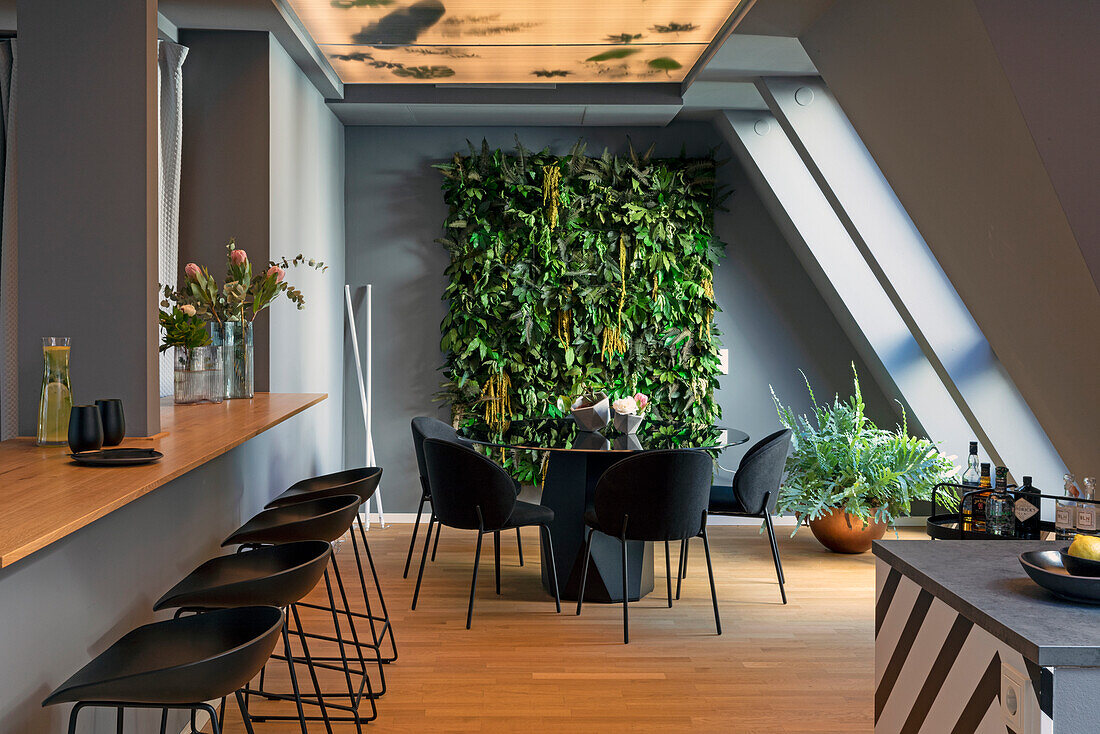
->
[37,337,72,446]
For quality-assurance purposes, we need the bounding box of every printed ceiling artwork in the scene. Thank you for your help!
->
[285,0,746,83]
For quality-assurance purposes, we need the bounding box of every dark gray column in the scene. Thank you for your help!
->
[17,0,160,435]
[178,30,271,392]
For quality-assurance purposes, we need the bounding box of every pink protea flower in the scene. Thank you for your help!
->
[229,249,248,266]
[266,265,285,283]
[634,393,649,411]
[183,262,200,279]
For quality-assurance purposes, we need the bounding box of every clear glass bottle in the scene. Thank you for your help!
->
[962,441,981,485]
[37,336,73,446]
[1056,472,1080,541]
[986,465,1015,536]
[1077,477,1098,537]
[1014,476,1041,540]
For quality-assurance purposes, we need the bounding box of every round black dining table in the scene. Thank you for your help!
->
[461,418,749,603]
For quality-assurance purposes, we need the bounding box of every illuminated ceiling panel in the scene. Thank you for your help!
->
[285,0,745,83]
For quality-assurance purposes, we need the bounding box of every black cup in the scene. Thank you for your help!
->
[95,399,126,446]
[68,405,104,454]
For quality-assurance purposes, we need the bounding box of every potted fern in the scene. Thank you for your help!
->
[772,366,957,553]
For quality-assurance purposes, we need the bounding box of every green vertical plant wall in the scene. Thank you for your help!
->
[436,139,727,482]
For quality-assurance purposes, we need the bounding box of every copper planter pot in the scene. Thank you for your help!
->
[808,508,888,554]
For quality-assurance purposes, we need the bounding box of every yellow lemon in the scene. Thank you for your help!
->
[1067,534,1100,561]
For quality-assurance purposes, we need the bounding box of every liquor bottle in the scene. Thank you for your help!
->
[1055,473,1080,541]
[1014,476,1041,540]
[964,463,992,533]
[1076,477,1098,537]
[986,466,1015,536]
[962,441,981,485]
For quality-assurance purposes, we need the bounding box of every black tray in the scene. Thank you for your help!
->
[926,513,1055,540]
[69,448,164,466]
[1019,550,1100,604]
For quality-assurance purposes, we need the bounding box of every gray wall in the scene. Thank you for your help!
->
[268,34,346,473]
[0,30,347,733]
[802,0,1100,475]
[343,122,895,512]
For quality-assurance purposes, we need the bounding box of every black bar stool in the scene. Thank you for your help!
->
[222,494,382,727]
[42,606,283,734]
[265,466,397,667]
[154,540,369,732]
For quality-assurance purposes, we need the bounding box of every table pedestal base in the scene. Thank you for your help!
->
[539,451,654,602]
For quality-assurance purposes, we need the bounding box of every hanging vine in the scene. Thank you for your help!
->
[435,138,729,483]
[542,164,562,231]
[600,234,630,358]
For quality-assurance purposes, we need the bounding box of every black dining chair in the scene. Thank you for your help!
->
[680,428,792,604]
[43,606,284,734]
[411,438,561,629]
[406,416,524,578]
[577,449,719,644]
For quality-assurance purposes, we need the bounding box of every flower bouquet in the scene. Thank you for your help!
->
[160,240,326,398]
[612,393,649,434]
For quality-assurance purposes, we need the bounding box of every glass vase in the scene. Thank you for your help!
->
[174,345,225,405]
[211,321,254,399]
[37,336,73,446]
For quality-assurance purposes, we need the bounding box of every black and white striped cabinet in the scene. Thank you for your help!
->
[874,540,1100,734]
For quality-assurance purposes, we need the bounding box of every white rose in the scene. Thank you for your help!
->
[612,396,638,415]
[180,304,197,317]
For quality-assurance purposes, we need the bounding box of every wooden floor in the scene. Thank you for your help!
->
[215,525,924,733]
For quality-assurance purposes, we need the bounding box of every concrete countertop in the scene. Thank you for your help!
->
[874,539,1100,666]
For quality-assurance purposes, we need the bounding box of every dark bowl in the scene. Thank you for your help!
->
[1060,546,1100,577]
[1020,550,1100,604]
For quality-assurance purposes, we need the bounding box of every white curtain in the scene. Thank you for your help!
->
[0,40,16,439]
[158,40,188,397]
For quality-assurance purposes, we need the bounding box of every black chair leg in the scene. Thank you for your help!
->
[430,520,442,562]
[620,536,629,644]
[411,513,435,609]
[280,616,310,734]
[700,527,722,635]
[494,530,502,595]
[676,538,687,600]
[516,526,524,566]
[764,513,788,604]
[576,528,594,616]
[402,492,428,578]
[467,530,484,629]
[290,604,334,734]
[160,708,168,734]
[201,703,222,734]
[235,690,258,734]
[541,524,562,613]
[355,513,398,663]
[117,708,124,734]
[664,540,673,608]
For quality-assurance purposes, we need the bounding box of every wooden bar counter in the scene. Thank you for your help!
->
[0,392,325,568]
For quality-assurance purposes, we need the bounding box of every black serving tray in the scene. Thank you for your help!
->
[1020,550,1100,605]
[69,448,163,466]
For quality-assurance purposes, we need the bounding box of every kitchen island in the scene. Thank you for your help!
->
[874,539,1100,734]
